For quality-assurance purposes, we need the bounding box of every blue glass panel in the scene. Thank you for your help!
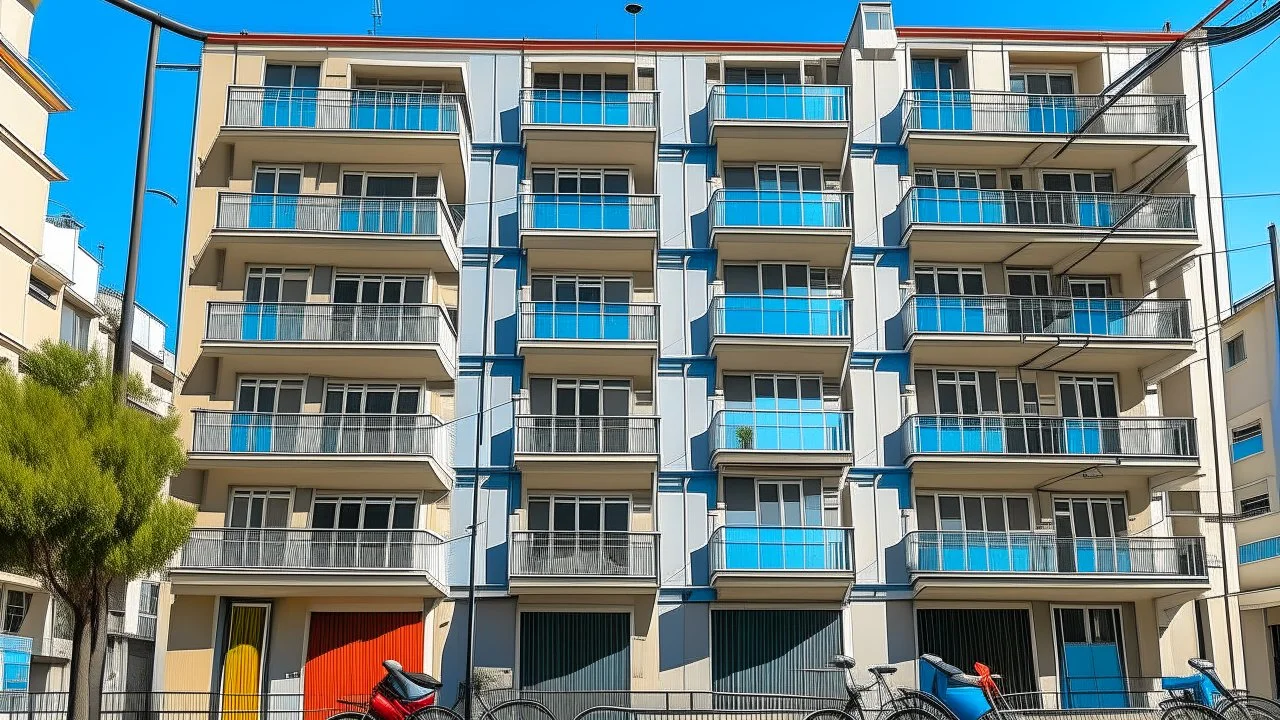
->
[1065,419,1103,455]
[1233,434,1265,462]
[230,413,254,452]
[941,532,966,570]
[603,303,631,339]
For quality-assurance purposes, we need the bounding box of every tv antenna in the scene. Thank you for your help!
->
[369,0,382,35]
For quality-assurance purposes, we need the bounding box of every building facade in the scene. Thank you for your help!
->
[163,2,1245,709]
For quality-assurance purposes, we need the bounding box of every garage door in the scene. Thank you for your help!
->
[519,612,630,691]
[916,609,1036,694]
[304,612,425,718]
[712,609,842,697]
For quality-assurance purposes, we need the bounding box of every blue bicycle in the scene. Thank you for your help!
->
[1163,659,1280,720]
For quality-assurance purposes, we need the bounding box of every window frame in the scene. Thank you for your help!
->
[1240,492,1272,518]
[526,494,632,532]
[1232,422,1266,463]
[530,167,633,195]
[913,265,986,296]
[225,488,294,529]
[332,272,429,305]
[916,493,1035,533]
[913,167,998,190]
[1226,334,1247,369]
[2,590,31,633]
[322,382,425,415]
[308,493,420,530]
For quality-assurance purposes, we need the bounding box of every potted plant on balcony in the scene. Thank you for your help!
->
[735,425,754,450]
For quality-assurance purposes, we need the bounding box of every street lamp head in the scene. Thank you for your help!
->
[145,188,179,206]
[625,3,643,14]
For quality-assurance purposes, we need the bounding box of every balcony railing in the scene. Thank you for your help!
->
[906,531,1207,578]
[105,611,156,640]
[903,296,1192,340]
[225,86,467,133]
[518,301,659,342]
[518,193,659,232]
[514,415,658,455]
[509,531,658,579]
[712,409,852,453]
[192,410,454,459]
[519,88,657,128]
[900,187,1195,232]
[205,303,454,346]
[901,90,1187,136]
[215,193,456,238]
[709,84,849,122]
[903,415,1196,459]
[177,528,444,580]
[710,526,854,573]
[711,295,849,338]
[711,189,852,230]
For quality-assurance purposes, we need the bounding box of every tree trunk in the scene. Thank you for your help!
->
[67,598,109,720]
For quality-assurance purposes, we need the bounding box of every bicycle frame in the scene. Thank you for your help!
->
[918,657,994,720]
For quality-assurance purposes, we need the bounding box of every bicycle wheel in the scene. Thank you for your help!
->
[409,706,466,720]
[1162,702,1229,720]
[325,713,372,720]
[882,707,951,720]
[479,699,558,720]
[804,710,859,720]
[1217,696,1280,720]
[885,690,960,720]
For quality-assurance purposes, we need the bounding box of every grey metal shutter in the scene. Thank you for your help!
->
[711,609,842,698]
[916,609,1036,694]
[520,612,630,691]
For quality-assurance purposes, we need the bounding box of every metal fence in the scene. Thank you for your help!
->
[901,90,1187,135]
[900,187,1195,231]
[477,690,845,720]
[215,193,455,239]
[205,303,453,347]
[995,676,1171,716]
[710,190,852,230]
[192,411,454,460]
[518,194,659,232]
[710,296,850,338]
[177,528,445,580]
[517,302,659,342]
[225,86,467,133]
[902,295,1192,340]
[709,526,854,574]
[906,531,1208,577]
[903,415,1197,459]
[509,531,658,579]
[711,409,852,453]
[709,84,849,122]
[519,89,658,128]
[514,415,658,455]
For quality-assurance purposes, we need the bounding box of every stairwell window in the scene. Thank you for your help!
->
[1240,492,1271,518]
[1232,422,1265,462]
[1226,334,1247,369]
[3,590,30,633]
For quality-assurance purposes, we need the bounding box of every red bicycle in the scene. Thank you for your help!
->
[326,660,555,720]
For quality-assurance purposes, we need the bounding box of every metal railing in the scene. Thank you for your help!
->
[711,295,850,338]
[900,187,1195,231]
[518,301,659,342]
[192,410,454,460]
[518,193,659,232]
[509,531,658,578]
[177,528,445,580]
[709,84,849,122]
[514,415,658,455]
[519,88,657,128]
[215,193,457,239]
[906,531,1208,577]
[225,86,467,133]
[903,414,1197,458]
[996,677,1170,713]
[901,90,1187,135]
[104,611,157,640]
[710,526,854,574]
[711,189,852,230]
[477,690,845,720]
[902,295,1192,340]
[712,409,852,453]
[205,302,455,347]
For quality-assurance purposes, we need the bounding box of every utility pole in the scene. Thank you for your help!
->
[1269,223,1280,343]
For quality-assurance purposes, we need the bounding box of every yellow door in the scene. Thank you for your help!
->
[221,604,268,720]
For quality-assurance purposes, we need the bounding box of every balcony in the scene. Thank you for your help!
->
[187,410,454,491]
[709,525,854,601]
[711,409,852,471]
[900,91,1190,170]
[904,414,1198,487]
[905,531,1208,601]
[206,194,460,277]
[106,610,157,640]
[513,415,658,486]
[518,193,659,272]
[709,84,850,163]
[219,87,471,200]
[710,190,852,267]
[903,295,1194,373]
[170,528,447,597]
[710,295,850,377]
[900,187,1197,270]
[517,301,659,378]
[508,531,659,594]
[519,89,658,186]
[201,302,456,381]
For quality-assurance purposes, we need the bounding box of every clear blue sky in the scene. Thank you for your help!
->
[30,0,1280,349]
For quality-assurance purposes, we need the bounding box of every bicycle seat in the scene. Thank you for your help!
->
[920,655,981,687]
[830,654,857,670]
[1188,658,1215,672]
[869,665,898,676]
[381,660,439,700]
[404,671,442,690]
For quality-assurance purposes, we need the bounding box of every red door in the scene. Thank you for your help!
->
[304,612,426,718]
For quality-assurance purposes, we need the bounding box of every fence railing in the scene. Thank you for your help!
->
[711,189,852,230]
[900,187,1195,232]
[519,88,657,128]
[709,84,849,122]
[518,301,659,342]
[712,409,852,453]
[192,410,454,461]
[906,531,1207,577]
[518,193,659,232]
[903,414,1197,458]
[477,690,846,720]
[710,526,854,574]
[177,528,445,581]
[514,415,658,455]
[903,295,1192,340]
[711,295,849,338]
[205,302,455,348]
[509,531,658,579]
[215,193,457,240]
[225,86,468,133]
[901,90,1187,135]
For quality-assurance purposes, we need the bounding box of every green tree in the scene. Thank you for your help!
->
[0,342,194,720]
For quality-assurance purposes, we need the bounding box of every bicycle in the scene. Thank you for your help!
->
[325,661,555,720]
[803,654,957,720]
[1162,658,1280,720]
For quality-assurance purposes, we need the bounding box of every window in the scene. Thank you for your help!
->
[352,77,444,92]
[323,383,422,415]
[528,496,629,531]
[264,64,320,88]
[864,10,892,30]
[533,72,629,91]
[529,378,630,417]
[530,275,631,303]
[1241,493,1272,518]
[60,305,92,351]
[1054,497,1127,539]
[52,599,73,640]
[244,267,309,303]
[2,591,30,633]
[914,168,997,190]
[311,495,417,530]
[1042,171,1113,194]
[917,494,1032,532]
[723,477,823,526]
[236,378,304,414]
[911,57,965,90]
[724,374,824,410]
[724,67,801,85]
[531,168,630,195]
[1233,422,1265,462]
[139,581,160,618]
[914,266,984,296]
[723,164,826,191]
[341,173,438,198]
[1010,72,1075,95]
[28,277,55,306]
[723,263,841,296]
[1058,376,1119,419]
[1227,334,1247,369]
[333,274,426,304]
[228,489,291,529]
[253,166,302,196]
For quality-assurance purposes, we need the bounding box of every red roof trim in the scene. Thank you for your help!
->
[896,27,1184,42]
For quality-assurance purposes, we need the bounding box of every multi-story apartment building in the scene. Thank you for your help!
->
[162,2,1244,709]
[1224,283,1280,695]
